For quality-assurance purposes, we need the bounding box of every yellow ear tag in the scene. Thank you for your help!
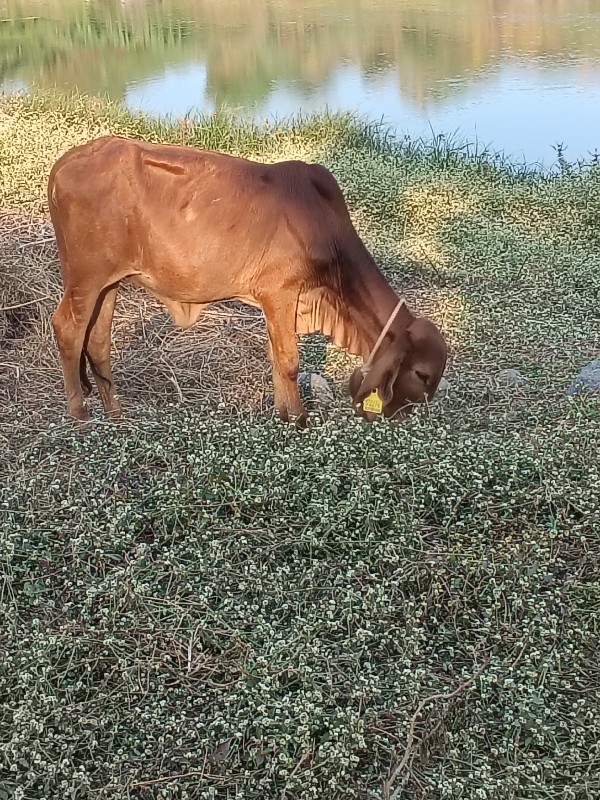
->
[362,389,383,414]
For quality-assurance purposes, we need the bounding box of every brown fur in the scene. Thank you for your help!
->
[47,135,447,425]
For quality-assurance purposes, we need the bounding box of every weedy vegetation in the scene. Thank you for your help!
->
[1,91,599,800]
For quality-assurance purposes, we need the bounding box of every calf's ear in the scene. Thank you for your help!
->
[348,366,365,401]
[350,330,411,410]
[354,357,400,406]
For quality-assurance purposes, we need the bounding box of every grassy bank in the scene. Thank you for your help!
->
[1,92,599,800]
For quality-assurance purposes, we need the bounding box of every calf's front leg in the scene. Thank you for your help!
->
[261,293,307,427]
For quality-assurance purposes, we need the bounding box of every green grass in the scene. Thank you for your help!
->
[1,91,599,800]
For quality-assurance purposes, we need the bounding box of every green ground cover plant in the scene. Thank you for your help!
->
[0,91,599,799]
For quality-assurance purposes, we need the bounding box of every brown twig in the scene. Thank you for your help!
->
[383,658,489,800]
[0,294,50,312]
[280,751,313,799]
[131,763,207,789]
[509,640,528,671]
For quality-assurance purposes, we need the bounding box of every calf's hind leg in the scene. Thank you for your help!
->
[52,287,101,421]
[84,284,122,419]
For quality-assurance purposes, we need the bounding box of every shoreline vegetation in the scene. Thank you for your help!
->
[1,91,599,799]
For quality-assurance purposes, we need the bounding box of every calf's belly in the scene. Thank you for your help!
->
[128,271,262,329]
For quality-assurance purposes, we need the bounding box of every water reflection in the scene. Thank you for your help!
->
[1,0,600,163]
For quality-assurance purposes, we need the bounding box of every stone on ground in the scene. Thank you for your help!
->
[298,372,335,406]
[494,368,527,388]
[566,359,600,396]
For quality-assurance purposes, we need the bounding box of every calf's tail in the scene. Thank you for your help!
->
[80,352,93,397]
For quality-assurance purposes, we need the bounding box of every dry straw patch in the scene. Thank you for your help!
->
[0,210,275,426]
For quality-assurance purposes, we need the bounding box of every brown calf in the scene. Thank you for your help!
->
[48,135,447,425]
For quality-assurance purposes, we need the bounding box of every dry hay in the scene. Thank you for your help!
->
[0,211,278,425]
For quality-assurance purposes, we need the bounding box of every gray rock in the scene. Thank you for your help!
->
[435,376,450,400]
[566,359,600,396]
[494,368,527,388]
[298,371,335,406]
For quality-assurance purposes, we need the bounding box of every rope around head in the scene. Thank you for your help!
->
[361,298,406,374]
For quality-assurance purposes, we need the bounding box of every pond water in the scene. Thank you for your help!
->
[2,0,600,166]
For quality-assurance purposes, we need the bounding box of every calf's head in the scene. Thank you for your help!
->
[349,316,447,421]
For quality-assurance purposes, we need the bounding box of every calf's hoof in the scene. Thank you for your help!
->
[294,411,309,429]
[276,404,308,428]
[68,404,91,425]
[106,403,124,422]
